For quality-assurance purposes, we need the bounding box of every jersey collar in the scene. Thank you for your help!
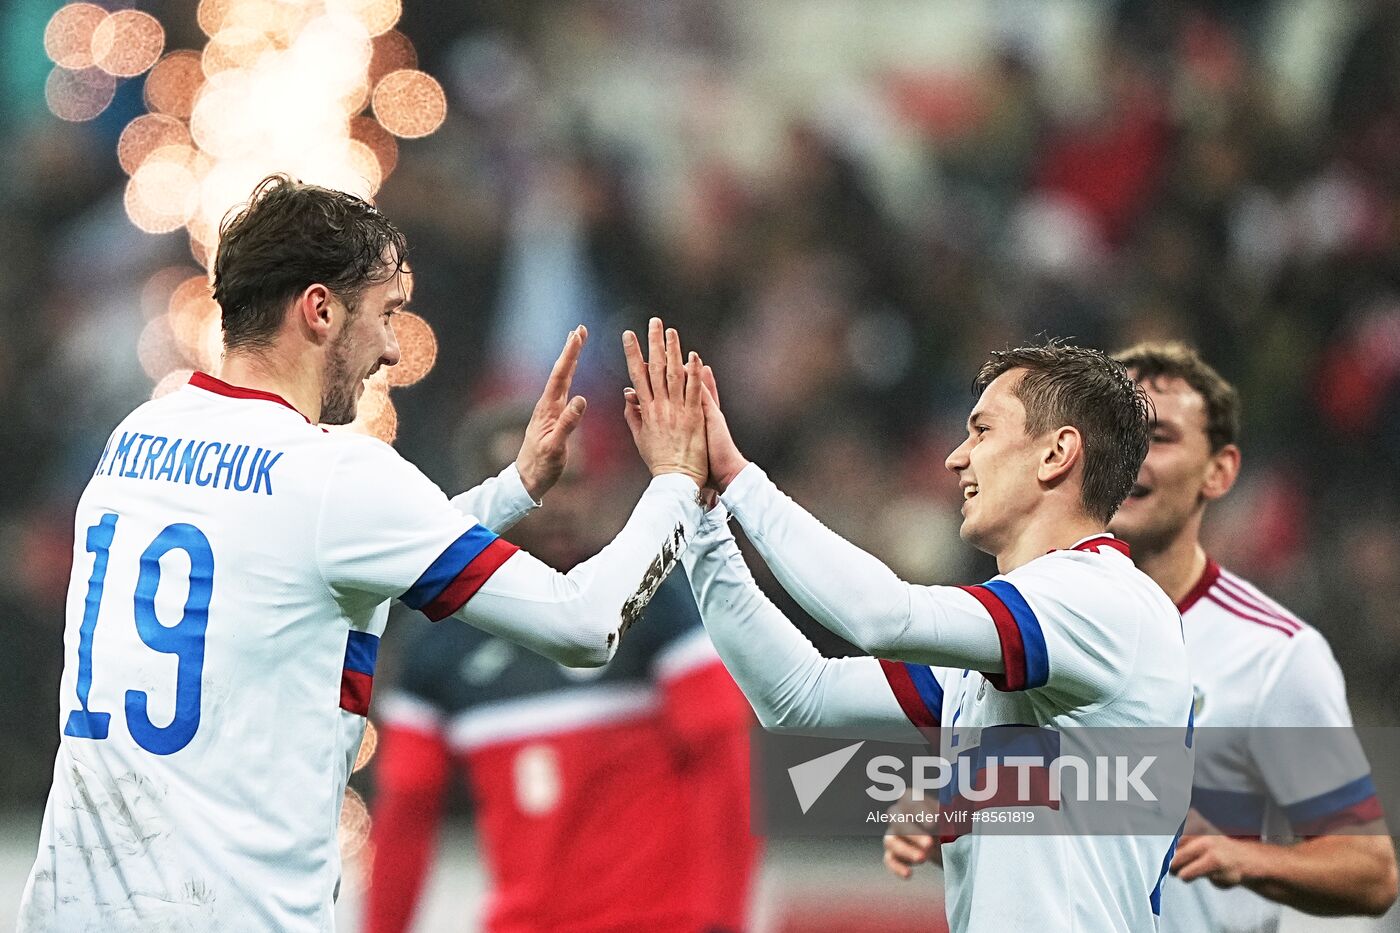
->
[1175,556,1220,614]
[188,371,311,423]
[1061,533,1131,558]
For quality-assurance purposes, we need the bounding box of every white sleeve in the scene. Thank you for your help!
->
[682,501,927,742]
[449,462,538,535]
[1248,630,1382,834]
[316,438,701,667]
[720,463,1003,671]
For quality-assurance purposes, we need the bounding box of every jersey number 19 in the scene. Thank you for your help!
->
[63,512,212,755]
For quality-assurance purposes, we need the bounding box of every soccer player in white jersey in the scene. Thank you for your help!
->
[886,342,1398,929]
[631,339,1196,932]
[1111,343,1395,928]
[19,175,711,933]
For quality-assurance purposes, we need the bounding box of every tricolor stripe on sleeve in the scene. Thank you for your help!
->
[340,630,380,716]
[1285,774,1384,837]
[401,524,520,622]
[879,659,943,728]
[959,580,1048,692]
[1191,785,1268,837]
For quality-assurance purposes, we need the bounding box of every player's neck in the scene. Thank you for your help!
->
[1130,520,1209,607]
[994,511,1106,574]
[218,350,322,423]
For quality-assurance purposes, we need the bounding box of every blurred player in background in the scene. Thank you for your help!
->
[637,335,1193,932]
[366,403,756,933]
[19,177,710,932]
[885,342,1397,930]
[1118,344,1395,928]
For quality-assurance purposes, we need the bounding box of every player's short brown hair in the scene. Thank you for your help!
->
[213,174,407,353]
[1113,341,1240,452]
[975,341,1152,523]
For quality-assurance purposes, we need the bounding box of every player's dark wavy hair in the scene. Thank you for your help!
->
[212,174,407,353]
[1113,341,1240,452]
[975,340,1152,523]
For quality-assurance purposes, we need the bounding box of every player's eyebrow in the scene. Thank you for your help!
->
[966,409,990,430]
[385,296,406,311]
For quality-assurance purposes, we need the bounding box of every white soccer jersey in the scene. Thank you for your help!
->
[878,536,1194,932]
[1158,559,1381,933]
[685,465,1195,933]
[19,373,701,933]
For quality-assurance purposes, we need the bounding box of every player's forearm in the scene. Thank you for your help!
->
[449,462,538,534]
[683,506,922,740]
[721,463,1002,671]
[459,473,702,667]
[1239,833,1398,916]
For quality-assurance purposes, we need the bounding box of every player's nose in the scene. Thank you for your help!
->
[382,328,401,367]
[945,438,970,474]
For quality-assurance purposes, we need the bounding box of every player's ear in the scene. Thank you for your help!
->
[295,284,334,339]
[1201,443,1240,502]
[1038,425,1081,485]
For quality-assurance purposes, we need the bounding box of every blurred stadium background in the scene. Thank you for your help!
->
[2,0,1400,929]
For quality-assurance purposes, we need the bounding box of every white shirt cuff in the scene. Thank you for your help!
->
[500,461,541,509]
[719,461,772,527]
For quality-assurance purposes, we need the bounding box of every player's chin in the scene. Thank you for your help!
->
[956,515,981,545]
[320,399,358,426]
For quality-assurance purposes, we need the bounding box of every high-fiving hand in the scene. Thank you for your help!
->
[516,325,589,502]
[621,321,750,496]
[621,318,708,488]
[695,362,749,493]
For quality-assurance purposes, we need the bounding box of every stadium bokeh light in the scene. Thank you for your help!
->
[371,69,446,138]
[151,369,197,400]
[367,29,416,85]
[349,371,399,444]
[143,50,204,118]
[42,2,106,69]
[386,311,437,387]
[90,10,165,78]
[353,720,378,773]
[338,786,372,859]
[350,115,399,178]
[137,316,190,380]
[64,0,452,436]
[140,266,201,320]
[118,114,193,175]
[44,65,114,122]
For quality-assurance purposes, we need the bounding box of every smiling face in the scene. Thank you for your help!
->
[318,269,404,425]
[1109,374,1228,555]
[944,370,1049,555]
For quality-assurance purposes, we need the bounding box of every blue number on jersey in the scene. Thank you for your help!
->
[63,514,117,740]
[63,513,213,755]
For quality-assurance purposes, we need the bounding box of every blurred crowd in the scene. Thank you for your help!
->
[3,0,1400,806]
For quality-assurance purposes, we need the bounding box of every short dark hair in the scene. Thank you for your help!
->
[975,340,1152,523]
[212,174,407,352]
[1113,341,1240,452]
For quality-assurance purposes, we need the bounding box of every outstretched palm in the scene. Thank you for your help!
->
[517,325,589,501]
